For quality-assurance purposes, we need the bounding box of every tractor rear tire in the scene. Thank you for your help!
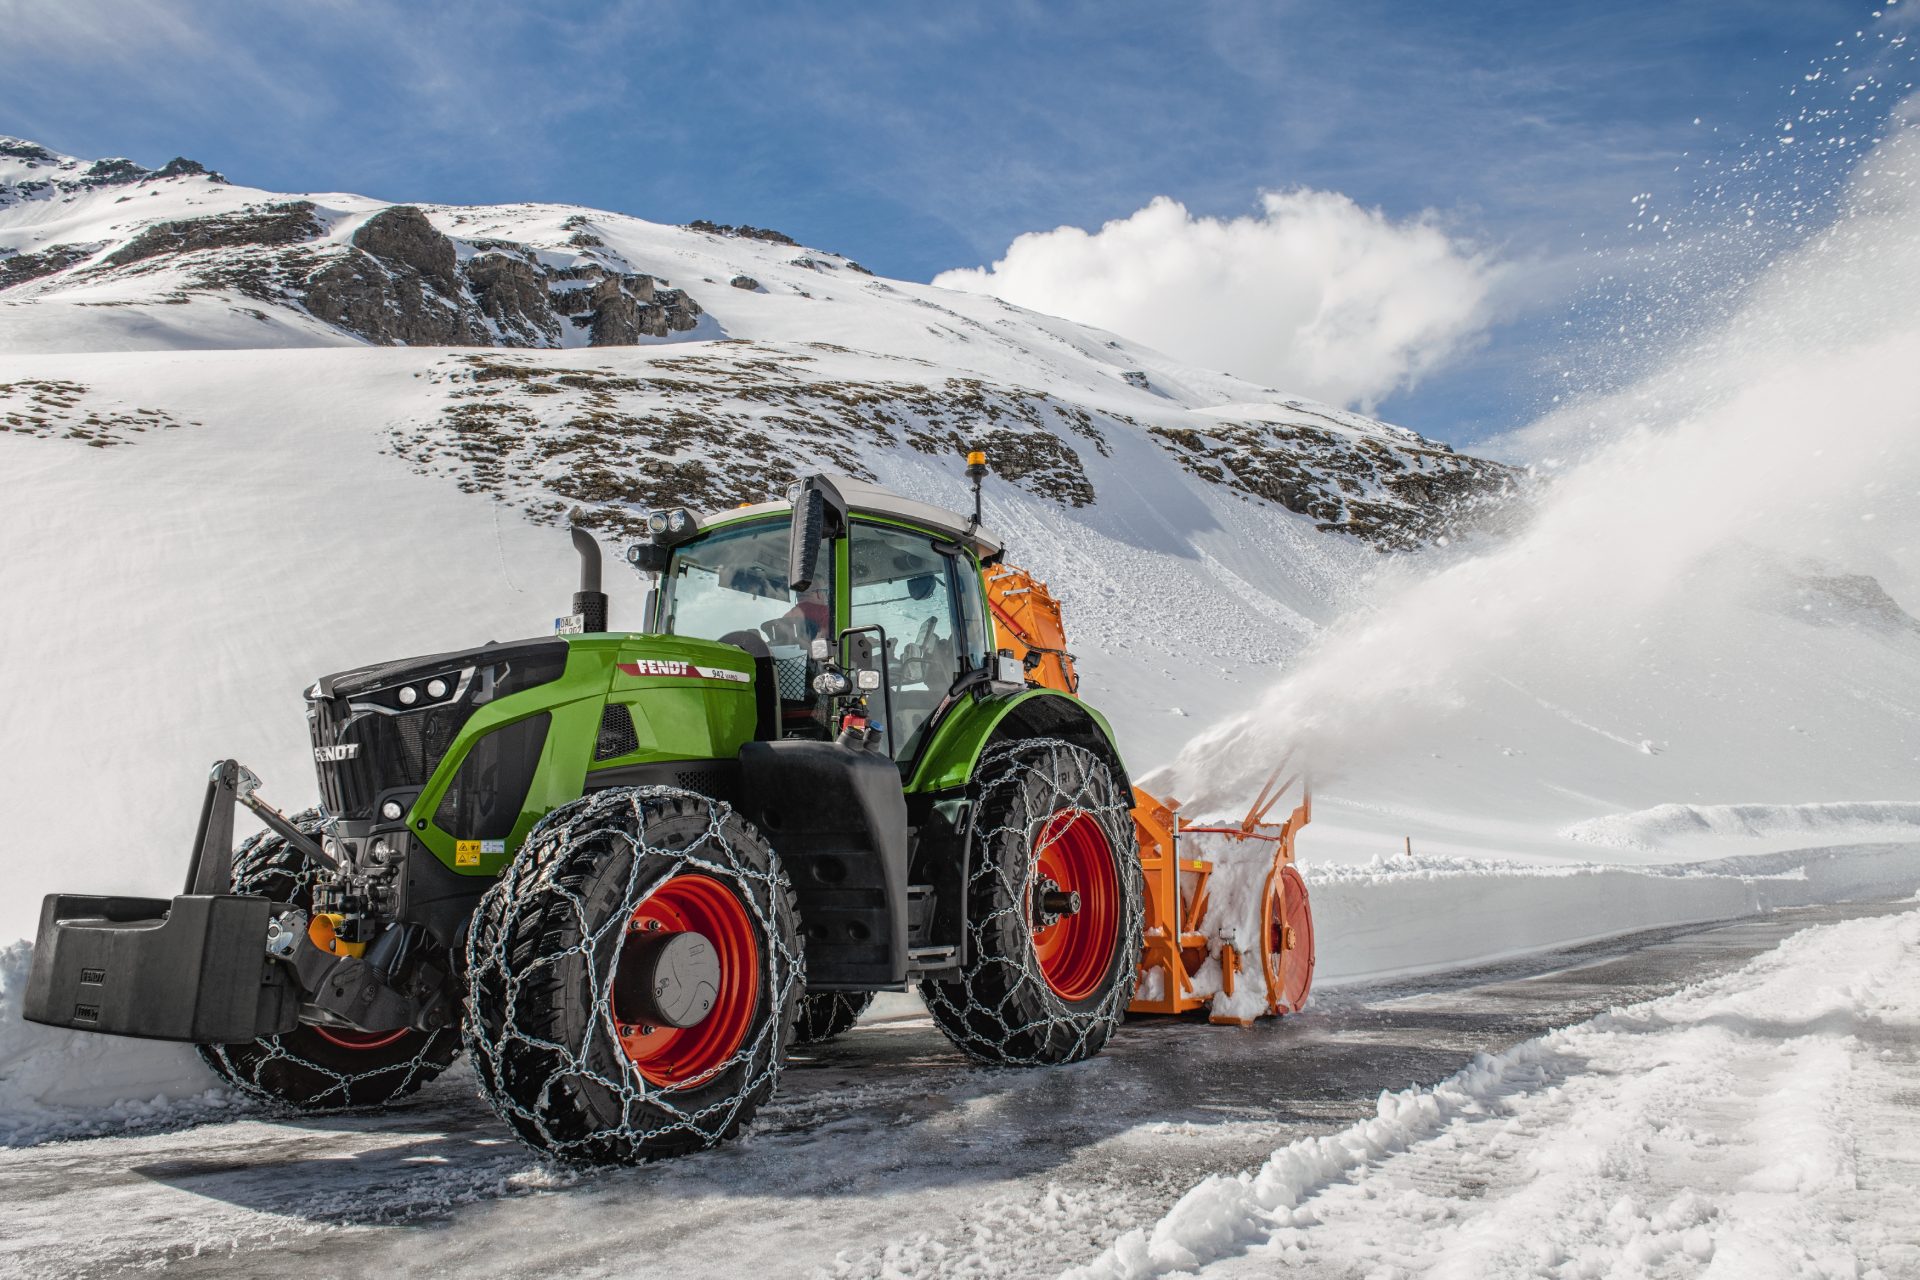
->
[792,991,874,1046]
[920,739,1143,1066]
[195,815,462,1110]
[464,787,803,1164]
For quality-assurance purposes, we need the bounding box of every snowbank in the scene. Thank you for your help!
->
[1562,800,1920,854]
[1073,902,1920,1278]
[1306,841,1920,984]
[0,941,229,1146]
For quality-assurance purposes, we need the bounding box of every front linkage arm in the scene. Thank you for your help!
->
[184,759,334,896]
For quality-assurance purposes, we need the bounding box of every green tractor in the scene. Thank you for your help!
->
[25,467,1143,1163]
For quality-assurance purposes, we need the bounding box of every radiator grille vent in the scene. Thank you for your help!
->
[595,703,640,761]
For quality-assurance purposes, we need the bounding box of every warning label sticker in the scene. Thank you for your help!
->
[455,838,507,867]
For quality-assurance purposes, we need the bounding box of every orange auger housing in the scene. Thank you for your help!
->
[984,565,1080,694]
[984,564,1316,1024]
[1129,766,1314,1024]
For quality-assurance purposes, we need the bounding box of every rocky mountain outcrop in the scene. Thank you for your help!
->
[0,243,96,290]
[388,349,1520,545]
[0,137,226,207]
[103,201,322,269]
[394,351,1117,536]
[0,160,702,348]
[1149,417,1519,550]
[686,220,797,245]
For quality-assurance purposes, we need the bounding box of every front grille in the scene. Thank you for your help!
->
[309,695,368,817]
[310,699,473,820]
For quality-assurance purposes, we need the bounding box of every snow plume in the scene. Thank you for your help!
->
[1156,104,1920,814]
[933,190,1497,412]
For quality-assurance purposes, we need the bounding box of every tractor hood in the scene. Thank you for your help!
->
[305,638,572,823]
[310,637,569,702]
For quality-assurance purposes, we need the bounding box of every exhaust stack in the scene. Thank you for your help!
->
[570,517,608,633]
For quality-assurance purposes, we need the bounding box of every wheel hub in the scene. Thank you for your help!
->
[615,931,721,1029]
[1032,876,1083,927]
[611,873,762,1088]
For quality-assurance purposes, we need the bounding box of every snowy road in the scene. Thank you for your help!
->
[1,897,1914,1279]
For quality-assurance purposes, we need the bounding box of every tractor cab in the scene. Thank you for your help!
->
[633,474,1006,765]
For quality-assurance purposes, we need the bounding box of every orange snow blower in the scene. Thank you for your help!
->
[1128,765,1314,1024]
[984,561,1316,1025]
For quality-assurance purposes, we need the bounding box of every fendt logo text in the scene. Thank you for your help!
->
[313,744,360,763]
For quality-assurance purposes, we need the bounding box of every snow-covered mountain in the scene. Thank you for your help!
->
[0,135,1515,549]
[0,134,1528,942]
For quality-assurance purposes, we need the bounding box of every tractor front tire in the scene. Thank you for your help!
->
[792,991,875,1046]
[195,816,462,1110]
[464,788,803,1164]
[921,739,1143,1066]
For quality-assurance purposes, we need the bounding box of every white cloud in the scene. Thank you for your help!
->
[934,190,1500,411]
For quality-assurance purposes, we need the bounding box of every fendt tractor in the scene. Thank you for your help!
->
[26,457,1315,1164]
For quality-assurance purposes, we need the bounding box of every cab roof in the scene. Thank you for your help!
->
[701,475,1004,561]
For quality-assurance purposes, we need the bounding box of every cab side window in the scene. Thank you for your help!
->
[848,523,971,758]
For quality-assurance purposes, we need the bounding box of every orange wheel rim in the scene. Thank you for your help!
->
[311,1025,411,1050]
[1030,809,1120,1002]
[612,874,761,1088]
[1270,864,1316,1013]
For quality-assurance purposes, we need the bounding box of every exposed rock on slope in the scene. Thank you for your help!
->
[1151,417,1519,549]
[393,351,1115,535]
[0,244,95,291]
[0,139,701,350]
[103,201,322,269]
[0,378,191,446]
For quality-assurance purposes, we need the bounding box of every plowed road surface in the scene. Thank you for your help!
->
[2,897,1912,1279]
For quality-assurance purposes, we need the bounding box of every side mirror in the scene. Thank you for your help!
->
[788,488,826,594]
[785,474,846,596]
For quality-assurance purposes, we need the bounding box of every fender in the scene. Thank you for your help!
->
[907,687,1131,796]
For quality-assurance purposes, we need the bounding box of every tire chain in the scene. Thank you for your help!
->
[920,739,1144,1065]
[462,787,802,1162]
[198,812,457,1110]
[793,990,874,1045]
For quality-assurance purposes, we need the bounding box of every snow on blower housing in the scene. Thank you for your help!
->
[22,455,1314,1163]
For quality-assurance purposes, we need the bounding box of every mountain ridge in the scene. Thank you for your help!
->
[0,135,1517,550]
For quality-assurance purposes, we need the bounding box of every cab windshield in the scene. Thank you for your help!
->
[660,518,834,735]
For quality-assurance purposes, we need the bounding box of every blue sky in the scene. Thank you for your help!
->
[0,0,1910,445]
